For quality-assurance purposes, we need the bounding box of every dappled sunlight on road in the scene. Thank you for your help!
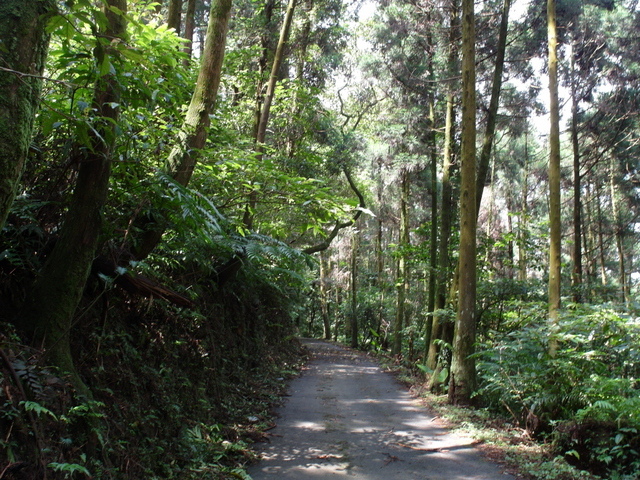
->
[248,339,515,480]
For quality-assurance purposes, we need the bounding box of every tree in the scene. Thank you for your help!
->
[426,0,459,374]
[243,0,297,229]
[392,168,410,356]
[134,0,233,259]
[168,0,183,34]
[448,0,476,405]
[475,0,511,214]
[350,228,359,348]
[0,0,57,231]
[21,0,128,396]
[547,0,561,357]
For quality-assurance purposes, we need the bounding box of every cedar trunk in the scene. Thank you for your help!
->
[448,0,476,405]
[547,0,562,357]
[426,0,458,372]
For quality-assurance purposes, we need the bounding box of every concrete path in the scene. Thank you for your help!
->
[247,339,516,479]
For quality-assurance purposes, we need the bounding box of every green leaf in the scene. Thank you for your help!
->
[160,54,177,68]
[119,46,145,63]
[99,56,112,76]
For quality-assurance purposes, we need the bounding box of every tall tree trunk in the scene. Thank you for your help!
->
[426,0,458,371]
[583,180,595,300]
[182,0,197,63]
[610,158,628,304]
[475,0,511,214]
[320,251,331,340]
[21,0,127,397]
[392,170,411,356]
[286,1,312,159]
[547,0,561,357]
[595,183,607,286]
[243,0,297,229]
[448,0,476,405]
[425,18,438,358]
[507,197,515,279]
[376,158,386,342]
[350,231,359,348]
[570,44,583,302]
[518,130,530,281]
[134,0,233,259]
[167,0,183,34]
[0,0,56,231]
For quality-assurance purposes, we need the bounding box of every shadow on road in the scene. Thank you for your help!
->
[247,339,516,479]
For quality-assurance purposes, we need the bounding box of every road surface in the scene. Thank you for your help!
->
[247,339,516,479]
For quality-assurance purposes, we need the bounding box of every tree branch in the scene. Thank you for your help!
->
[302,166,366,254]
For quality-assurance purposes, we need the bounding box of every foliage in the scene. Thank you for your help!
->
[475,303,640,478]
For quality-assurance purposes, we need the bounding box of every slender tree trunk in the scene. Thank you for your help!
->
[376,159,386,342]
[583,181,596,300]
[21,0,127,397]
[392,170,410,356]
[426,0,458,371]
[595,183,607,286]
[570,44,583,303]
[0,0,56,231]
[320,252,331,340]
[286,2,312,158]
[449,0,476,405]
[547,0,561,357]
[182,0,197,63]
[507,198,515,279]
[134,0,233,259]
[425,29,438,357]
[518,130,529,281]
[610,158,628,304]
[350,231,359,348]
[475,0,511,214]
[244,0,297,229]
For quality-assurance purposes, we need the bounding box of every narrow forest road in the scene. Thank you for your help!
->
[247,339,517,479]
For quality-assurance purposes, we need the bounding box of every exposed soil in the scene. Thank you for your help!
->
[248,339,518,479]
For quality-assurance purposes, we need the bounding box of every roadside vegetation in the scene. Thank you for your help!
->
[2,0,640,479]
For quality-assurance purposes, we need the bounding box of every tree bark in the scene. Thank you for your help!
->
[518,130,530,281]
[392,170,410,356]
[320,252,331,340]
[570,43,583,302]
[0,0,56,231]
[475,0,511,215]
[21,0,127,397]
[182,0,197,63]
[448,0,476,405]
[134,0,233,259]
[350,231,359,349]
[167,0,183,34]
[595,182,607,286]
[547,0,562,357]
[610,158,628,304]
[426,0,458,372]
[425,18,438,359]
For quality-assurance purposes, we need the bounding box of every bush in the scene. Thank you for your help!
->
[474,303,640,478]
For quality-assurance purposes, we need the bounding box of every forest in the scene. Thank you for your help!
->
[1,0,639,478]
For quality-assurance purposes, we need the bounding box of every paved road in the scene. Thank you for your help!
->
[247,339,516,479]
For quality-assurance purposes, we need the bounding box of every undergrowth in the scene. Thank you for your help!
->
[0,270,307,480]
